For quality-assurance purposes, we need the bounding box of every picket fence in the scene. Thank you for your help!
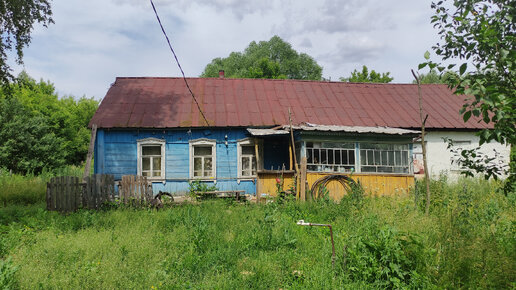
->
[46,174,153,212]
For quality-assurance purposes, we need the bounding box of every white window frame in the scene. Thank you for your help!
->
[189,138,216,179]
[237,138,262,179]
[359,142,411,174]
[137,138,166,180]
[305,141,356,173]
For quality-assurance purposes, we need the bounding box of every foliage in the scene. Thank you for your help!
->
[421,0,515,189]
[340,65,393,83]
[188,180,218,199]
[0,0,53,84]
[0,98,65,174]
[425,0,515,146]
[412,69,456,84]
[444,137,509,180]
[0,72,98,173]
[201,35,322,80]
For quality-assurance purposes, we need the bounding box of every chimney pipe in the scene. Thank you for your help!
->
[219,70,225,79]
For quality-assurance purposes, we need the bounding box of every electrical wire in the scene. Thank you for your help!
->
[149,0,210,127]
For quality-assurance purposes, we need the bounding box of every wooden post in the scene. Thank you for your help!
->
[300,157,307,201]
[83,124,97,181]
[289,143,293,171]
[412,69,431,215]
[288,108,300,199]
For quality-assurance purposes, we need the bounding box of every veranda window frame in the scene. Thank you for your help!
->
[359,143,411,174]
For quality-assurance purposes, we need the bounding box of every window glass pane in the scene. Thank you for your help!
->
[328,149,334,164]
[142,145,161,156]
[242,157,250,171]
[242,145,255,155]
[360,150,367,165]
[395,151,401,166]
[402,151,408,165]
[204,170,212,177]
[153,157,161,170]
[194,171,202,177]
[252,157,257,175]
[153,171,161,177]
[335,150,342,165]
[381,151,388,165]
[307,165,317,171]
[320,149,327,164]
[378,166,393,173]
[194,146,212,156]
[142,157,150,170]
[307,148,313,164]
[142,171,150,177]
[368,151,374,165]
[204,157,212,170]
[194,157,202,171]
[361,166,376,172]
[306,142,313,148]
[314,149,320,164]
[349,151,355,165]
[387,151,394,166]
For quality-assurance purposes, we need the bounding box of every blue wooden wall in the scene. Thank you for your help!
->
[94,128,262,195]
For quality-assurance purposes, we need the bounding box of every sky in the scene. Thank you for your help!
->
[13,0,441,100]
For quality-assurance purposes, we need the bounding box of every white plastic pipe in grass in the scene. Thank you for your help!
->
[297,220,336,267]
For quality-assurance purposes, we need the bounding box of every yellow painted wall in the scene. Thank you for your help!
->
[257,172,414,200]
[257,172,295,197]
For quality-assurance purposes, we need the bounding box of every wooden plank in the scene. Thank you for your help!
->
[73,177,79,211]
[87,175,94,209]
[83,124,97,181]
[300,157,307,201]
[95,174,101,209]
[64,177,70,212]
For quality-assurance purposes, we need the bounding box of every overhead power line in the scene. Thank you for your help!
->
[149,0,210,126]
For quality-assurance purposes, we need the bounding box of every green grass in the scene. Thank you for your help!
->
[0,176,515,288]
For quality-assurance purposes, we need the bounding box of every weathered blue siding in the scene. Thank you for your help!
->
[94,128,258,195]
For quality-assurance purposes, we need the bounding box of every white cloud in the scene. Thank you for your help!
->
[12,0,442,98]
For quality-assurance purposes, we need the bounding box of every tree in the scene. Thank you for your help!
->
[412,69,456,84]
[0,0,53,84]
[0,97,64,174]
[422,0,515,190]
[0,72,99,172]
[340,66,393,83]
[201,36,322,80]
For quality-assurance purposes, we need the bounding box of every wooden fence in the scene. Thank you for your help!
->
[119,175,153,205]
[46,174,115,212]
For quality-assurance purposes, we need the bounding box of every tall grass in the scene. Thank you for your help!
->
[0,165,83,206]
[0,177,514,288]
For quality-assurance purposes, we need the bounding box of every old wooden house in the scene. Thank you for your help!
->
[89,77,509,200]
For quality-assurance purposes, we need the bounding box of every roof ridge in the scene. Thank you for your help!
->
[114,76,448,86]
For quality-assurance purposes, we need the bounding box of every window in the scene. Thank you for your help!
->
[360,143,410,173]
[306,142,355,172]
[238,139,260,178]
[190,139,216,179]
[137,138,165,179]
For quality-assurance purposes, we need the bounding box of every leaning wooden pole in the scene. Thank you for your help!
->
[411,70,431,215]
[288,108,301,199]
[83,124,97,182]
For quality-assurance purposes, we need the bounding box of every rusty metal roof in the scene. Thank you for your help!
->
[89,77,490,130]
